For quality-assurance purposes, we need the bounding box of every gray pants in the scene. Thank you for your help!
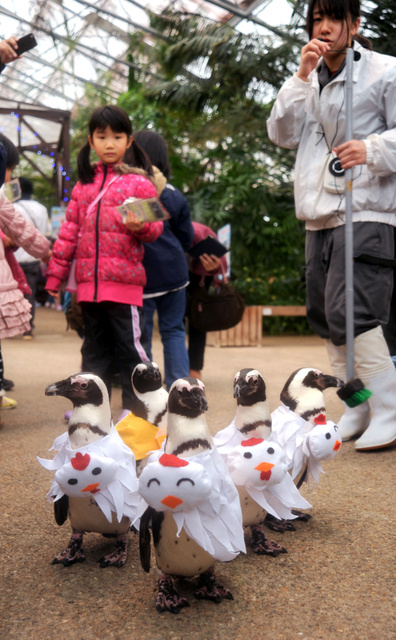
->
[305,222,394,346]
[19,261,42,330]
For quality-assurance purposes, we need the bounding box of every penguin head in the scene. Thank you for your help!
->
[233,368,267,405]
[45,373,109,407]
[280,367,342,420]
[46,373,112,447]
[132,362,163,394]
[168,377,208,418]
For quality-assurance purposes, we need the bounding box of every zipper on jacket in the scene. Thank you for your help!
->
[94,165,107,302]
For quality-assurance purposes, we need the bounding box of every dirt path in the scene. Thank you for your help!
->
[0,307,394,639]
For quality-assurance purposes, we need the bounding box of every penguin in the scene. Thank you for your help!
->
[271,367,343,507]
[40,373,139,567]
[129,362,168,429]
[116,362,169,474]
[214,368,310,554]
[138,377,245,614]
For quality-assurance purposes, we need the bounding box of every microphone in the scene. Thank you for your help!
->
[317,38,361,61]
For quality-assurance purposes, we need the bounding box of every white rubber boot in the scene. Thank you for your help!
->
[325,340,370,441]
[353,327,396,451]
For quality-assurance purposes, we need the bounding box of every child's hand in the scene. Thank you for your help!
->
[200,253,220,273]
[46,289,58,297]
[2,234,15,249]
[41,250,52,264]
[125,211,145,233]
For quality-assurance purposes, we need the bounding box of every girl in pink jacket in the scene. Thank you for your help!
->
[46,105,163,414]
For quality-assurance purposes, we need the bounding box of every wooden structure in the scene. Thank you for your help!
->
[206,305,307,347]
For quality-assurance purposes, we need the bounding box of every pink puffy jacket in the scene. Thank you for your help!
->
[46,162,163,306]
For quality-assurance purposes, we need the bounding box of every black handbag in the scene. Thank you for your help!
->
[187,277,245,332]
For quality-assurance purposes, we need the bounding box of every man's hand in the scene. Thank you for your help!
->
[333,140,367,170]
[0,37,19,65]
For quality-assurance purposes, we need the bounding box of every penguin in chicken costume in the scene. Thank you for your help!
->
[39,373,140,567]
[271,368,343,495]
[137,377,245,614]
[116,362,168,474]
[214,368,311,554]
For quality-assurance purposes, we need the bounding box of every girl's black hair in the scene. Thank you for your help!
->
[0,133,19,169]
[77,104,153,183]
[133,130,171,180]
[306,0,372,50]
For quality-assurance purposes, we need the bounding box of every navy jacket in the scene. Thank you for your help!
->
[143,184,194,295]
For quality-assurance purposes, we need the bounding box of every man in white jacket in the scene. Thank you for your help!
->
[267,0,396,452]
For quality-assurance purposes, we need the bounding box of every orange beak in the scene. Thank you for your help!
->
[255,461,275,481]
[161,495,183,509]
[81,483,100,494]
[255,462,275,472]
[333,440,342,451]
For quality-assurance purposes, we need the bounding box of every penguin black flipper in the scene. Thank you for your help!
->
[139,507,154,573]
[54,494,69,526]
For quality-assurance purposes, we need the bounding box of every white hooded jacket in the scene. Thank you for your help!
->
[267,43,396,231]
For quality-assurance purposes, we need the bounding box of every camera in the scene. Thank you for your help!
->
[324,153,345,194]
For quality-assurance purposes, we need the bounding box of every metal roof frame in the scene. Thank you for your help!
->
[0,98,71,205]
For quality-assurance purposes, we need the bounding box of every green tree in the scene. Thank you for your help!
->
[120,8,306,314]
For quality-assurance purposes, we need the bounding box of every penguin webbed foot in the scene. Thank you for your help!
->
[156,575,190,614]
[194,568,233,603]
[250,525,287,556]
[52,531,85,566]
[264,513,296,533]
[99,533,128,568]
[291,509,312,522]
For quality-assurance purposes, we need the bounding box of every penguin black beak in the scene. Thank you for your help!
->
[188,388,208,413]
[233,381,250,398]
[318,374,344,390]
[233,383,241,398]
[45,379,70,396]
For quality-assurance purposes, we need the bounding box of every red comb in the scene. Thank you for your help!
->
[71,452,90,470]
[241,437,264,447]
[159,453,189,467]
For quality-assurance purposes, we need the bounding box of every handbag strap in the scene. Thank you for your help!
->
[86,175,119,216]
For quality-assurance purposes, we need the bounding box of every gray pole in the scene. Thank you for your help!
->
[345,47,354,381]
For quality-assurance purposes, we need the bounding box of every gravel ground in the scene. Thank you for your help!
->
[0,307,395,640]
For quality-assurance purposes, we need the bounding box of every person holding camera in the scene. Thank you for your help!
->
[0,37,19,71]
[267,0,396,452]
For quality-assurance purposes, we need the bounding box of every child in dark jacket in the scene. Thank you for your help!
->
[133,130,194,390]
[46,105,163,413]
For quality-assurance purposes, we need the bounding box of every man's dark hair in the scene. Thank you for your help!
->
[19,176,33,198]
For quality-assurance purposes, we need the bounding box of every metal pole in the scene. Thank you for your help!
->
[345,47,354,380]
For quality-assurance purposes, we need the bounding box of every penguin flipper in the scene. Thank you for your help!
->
[139,507,153,573]
[54,494,69,526]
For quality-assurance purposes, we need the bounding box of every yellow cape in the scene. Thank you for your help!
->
[116,412,166,461]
